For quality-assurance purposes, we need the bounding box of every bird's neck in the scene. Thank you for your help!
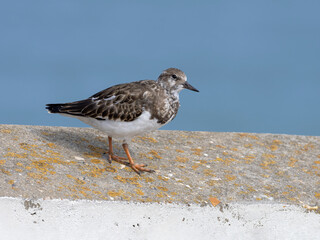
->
[170,89,180,103]
[158,81,181,103]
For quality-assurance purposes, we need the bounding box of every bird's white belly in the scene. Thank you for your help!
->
[75,111,162,139]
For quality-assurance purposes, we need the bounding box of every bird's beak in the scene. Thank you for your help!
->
[183,81,199,92]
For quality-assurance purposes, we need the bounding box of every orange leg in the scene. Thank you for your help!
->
[107,136,128,165]
[122,143,154,174]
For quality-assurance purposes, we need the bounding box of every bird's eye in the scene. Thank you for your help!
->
[172,74,177,79]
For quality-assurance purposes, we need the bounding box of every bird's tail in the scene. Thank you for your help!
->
[46,103,65,113]
[46,99,91,117]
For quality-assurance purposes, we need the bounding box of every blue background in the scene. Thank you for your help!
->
[1,0,320,136]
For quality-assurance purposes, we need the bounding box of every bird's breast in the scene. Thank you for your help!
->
[148,94,180,125]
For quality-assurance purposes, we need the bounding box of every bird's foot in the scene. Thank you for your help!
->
[130,163,155,175]
[107,152,130,166]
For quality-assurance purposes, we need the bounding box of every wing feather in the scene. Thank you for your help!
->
[46,80,158,122]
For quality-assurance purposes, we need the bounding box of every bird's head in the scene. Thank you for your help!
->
[157,68,199,95]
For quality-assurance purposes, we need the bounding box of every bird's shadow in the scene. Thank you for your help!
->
[34,127,126,160]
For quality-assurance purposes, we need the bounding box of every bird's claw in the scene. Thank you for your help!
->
[107,153,130,166]
[131,163,155,175]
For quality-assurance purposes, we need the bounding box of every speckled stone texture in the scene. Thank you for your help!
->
[0,124,319,209]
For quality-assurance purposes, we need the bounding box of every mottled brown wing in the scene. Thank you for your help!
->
[88,82,147,121]
[46,80,156,122]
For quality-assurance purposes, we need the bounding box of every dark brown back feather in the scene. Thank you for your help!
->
[46,80,159,122]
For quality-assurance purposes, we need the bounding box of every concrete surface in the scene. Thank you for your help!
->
[1,197,320,240]
[0,124,320,239]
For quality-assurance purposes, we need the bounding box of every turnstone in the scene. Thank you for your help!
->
[46,68,199,174]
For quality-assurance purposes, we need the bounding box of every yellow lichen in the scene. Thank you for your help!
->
[191,148,202,156]
[243,155,255,164]
[143,176,155,183]
[206,180,218,186]
[215,145,226,149]
[260,160,276,169]
[214,157,236,166]
[148,150,162,159]
[8,180,14,185]
[157,186,168,192]
[175,149,184,153]
[30,160,54,174]
[273,140,282,145]
[88,145,106,154]
[225,175,236,181]
[1,129,12,134]
[4,152,27,158]
[268,145,278,151]
[139,152,152,160]
[83,152,102,159]
[113,175,142,187]
[156,192,166,198]
[157,175,168,182]
[203,169,215,177]
[301,143,315,151]
[91,159,103,164]
[246,186,256,192]
[45,149,61,156]
[135,189,144,196]
[80,165,109,177]
[92,190,102,195]
[108,189,124,198]
[78,190,89,197]
[238,133,259,140]
[46,143,57,148]
[289,157,298,167]
[40,131,51,136]
[66,174,86,185]
[27,172,48,180]
[135,136,158,143]
[0,168,11,175]
[262,153,276,159]
[192,164,199,170]
[175,156,188,163]
[114,175,127,184]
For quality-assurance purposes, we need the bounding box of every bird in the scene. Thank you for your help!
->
[46,68,199,174]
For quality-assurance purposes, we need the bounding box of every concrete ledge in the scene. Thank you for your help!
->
[0,124,319,238]
[1,197,319,240]
[0,124,319,205]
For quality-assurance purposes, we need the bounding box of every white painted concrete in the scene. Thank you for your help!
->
[0,197,319,240]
